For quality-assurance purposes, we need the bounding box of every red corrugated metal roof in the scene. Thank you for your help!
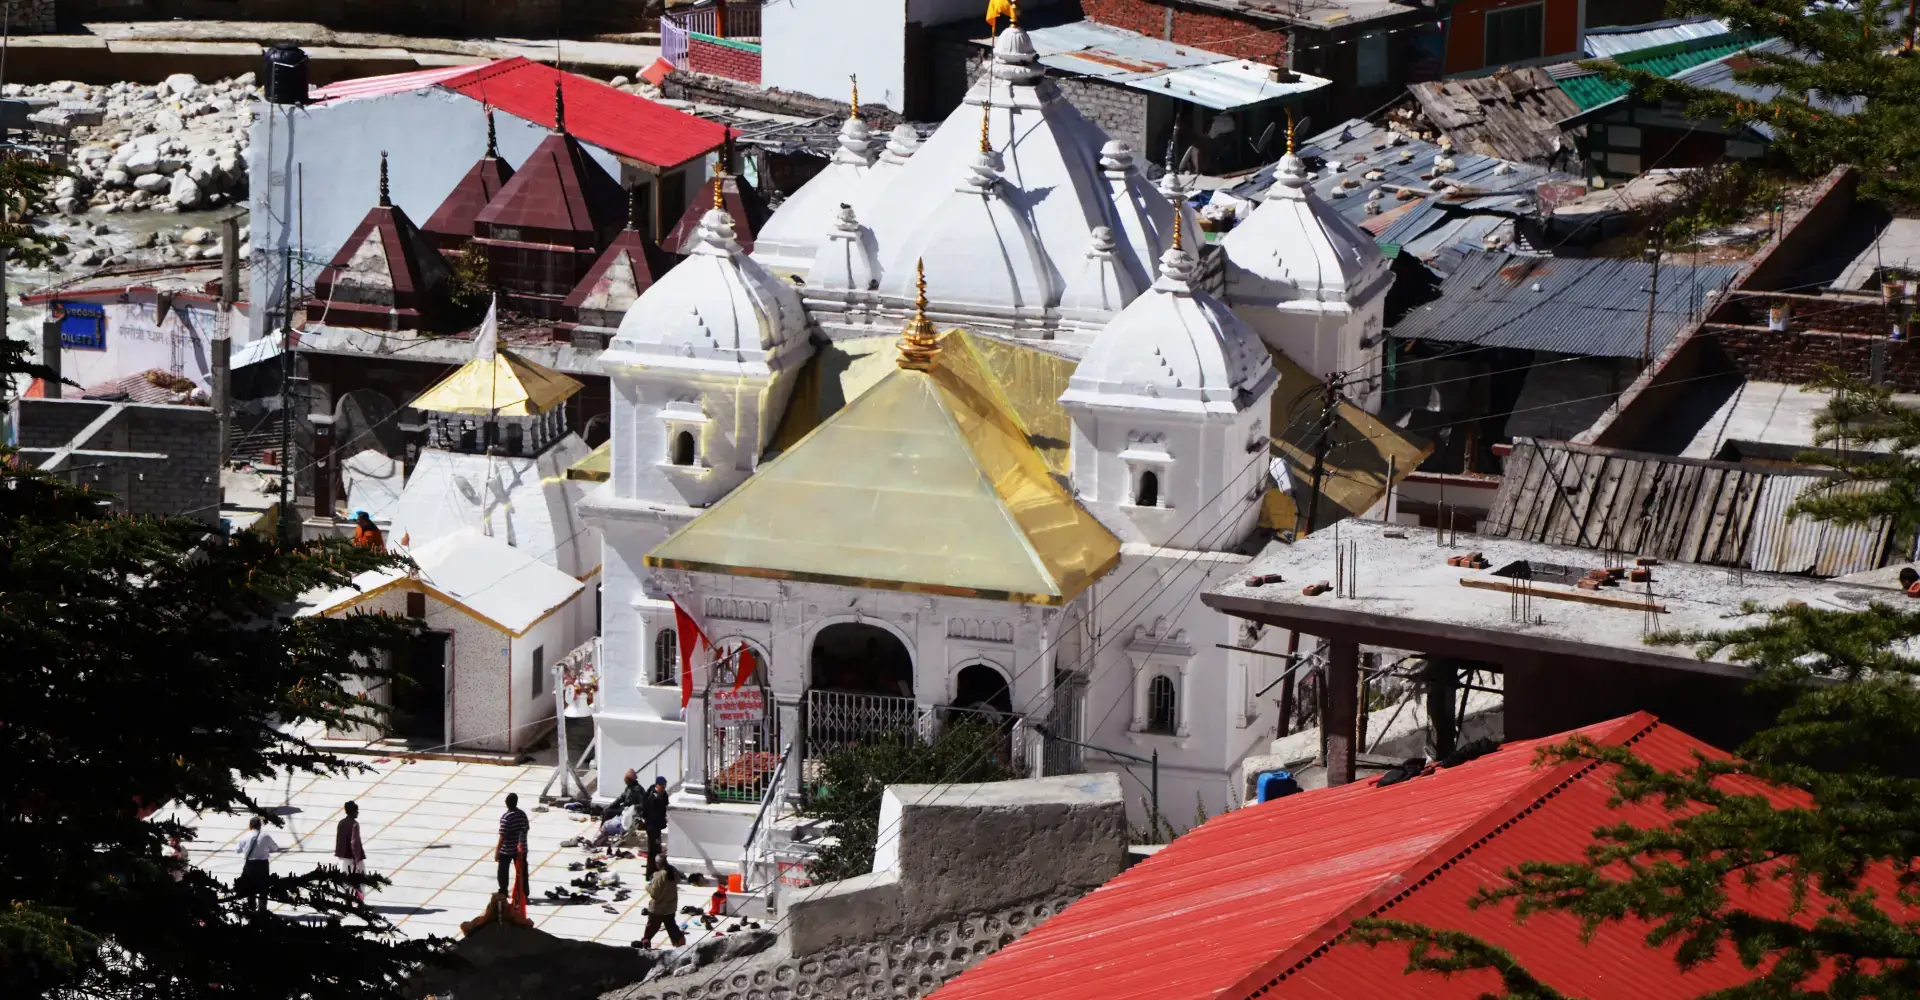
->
[933,714,1866,1000]
[309,58,729,169]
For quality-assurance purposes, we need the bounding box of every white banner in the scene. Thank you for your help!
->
[710,687,766,726]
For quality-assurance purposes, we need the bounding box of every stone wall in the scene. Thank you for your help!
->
[4,0,55,33]
[1710,324,1920,392]
[1051,76,1148,154]
[56,0,654,37]
[1080,0,1289,64]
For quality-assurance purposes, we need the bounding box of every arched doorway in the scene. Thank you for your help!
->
[809,622,913,697]
[954,663,1013,715]
[705,639,777,803]
[805,622,917,776]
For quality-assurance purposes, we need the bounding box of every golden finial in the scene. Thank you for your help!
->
[850,75,861,121]
[713,175,725,211]
[1286,110,1297,155]
[979,100,991,154]
[1010,0,1020,25]
[898,259,940,371]
[1171,206,1183,252]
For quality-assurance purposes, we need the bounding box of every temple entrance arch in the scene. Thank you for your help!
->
[953,662,1013,716]
[809,621,913,697]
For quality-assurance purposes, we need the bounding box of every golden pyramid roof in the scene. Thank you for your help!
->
[645,330,1118,605]
[409,348,583,417]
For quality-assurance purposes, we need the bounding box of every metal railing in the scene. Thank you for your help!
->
[662,19,689,70]
[740,741,793,893]
[664,0,763,39]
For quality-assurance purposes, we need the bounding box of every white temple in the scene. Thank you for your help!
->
[577,10,1415,876]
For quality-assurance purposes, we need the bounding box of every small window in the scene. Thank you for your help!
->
[595,584,604,637]
[1146,675,1178,735]
[654,628,679,686]
[1484,3,1544,66]
[671,430,696,467]
[406,591,427,618]
[532,645,547,698]
[1135,470,1160,508]
[505,422,525,456]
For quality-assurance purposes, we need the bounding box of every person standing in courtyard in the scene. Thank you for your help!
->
[639,865,686,949]
[236,816,279,915]
[334,800,367,902]
[495,792,531,911]
[642,775,671,875]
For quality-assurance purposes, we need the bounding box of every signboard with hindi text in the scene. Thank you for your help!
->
[710,687,766,726]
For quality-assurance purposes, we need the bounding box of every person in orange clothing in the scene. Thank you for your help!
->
[351,511,383,549]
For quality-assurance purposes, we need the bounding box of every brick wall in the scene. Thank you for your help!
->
[58,0,650,37]
[4,0,54,33]
[1711,325,1920,392]
[687,33,762,85]
[1081,0,1289,65]
[1048,77,1150,152]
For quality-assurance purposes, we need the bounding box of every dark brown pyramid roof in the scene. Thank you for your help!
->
[472,130,626,251]
[308,202,452,331]
[562,226,678,329]
[660,174,772,255]
[423,154,515,252]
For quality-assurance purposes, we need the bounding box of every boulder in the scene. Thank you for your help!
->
[154,109,183,133]
[100,169,130,188]
[164,73,200,98]
[169,173,204,210]
[132,172,171,193]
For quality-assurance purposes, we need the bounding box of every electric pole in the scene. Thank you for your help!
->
[1641,233,1663,369]
[1302,374,1342,537]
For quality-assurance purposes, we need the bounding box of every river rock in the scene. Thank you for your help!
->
[164,74,200,98]
[100,169,129,188]
[181,226,212,245]
[132,172,171,193]
[169,173,203,209]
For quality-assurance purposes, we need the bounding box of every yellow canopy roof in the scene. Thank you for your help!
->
[1263,346,1433,534]
[566,440,611,482]
[646,331,1119,605]
[409,348,583,417]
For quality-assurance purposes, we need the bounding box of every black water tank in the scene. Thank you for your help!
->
[264,43,309,105]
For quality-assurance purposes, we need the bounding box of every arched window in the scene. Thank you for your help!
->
[671,430,696,467]
[1146,674,1178,734]
[653,628,679,686]
[1135,470,1160,508]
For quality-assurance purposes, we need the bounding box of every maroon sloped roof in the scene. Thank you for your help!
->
[422,154,515,251]
[311,57,730,171]
[660,174,772,255]
[562,226,676,326]
[473,130,626,250]
[933,713,1886,1000]
[308,203,451,331]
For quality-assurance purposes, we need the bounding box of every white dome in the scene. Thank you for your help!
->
[1063,239,1275,416]
[604,208,809,373]
[1222,152,1390,307]
[752,114,876,273]
[809,202,880,295]
[1058,225,1138,323]
[877,148,1051,315]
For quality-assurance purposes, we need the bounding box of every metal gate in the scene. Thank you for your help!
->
[705,657,779,804]
[802,689,916,786]
[1043,670,1087,775]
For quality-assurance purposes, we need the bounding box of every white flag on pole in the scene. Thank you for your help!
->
[472,295,499,359]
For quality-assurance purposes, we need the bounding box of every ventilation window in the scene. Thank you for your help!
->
[671,430,696,467]
[532,645,547,698]
[1146,675,1178,735]
[654,628,679,686]
[1135,470,1160,508]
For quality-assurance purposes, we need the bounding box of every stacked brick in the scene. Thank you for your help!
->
[688,34,763,85]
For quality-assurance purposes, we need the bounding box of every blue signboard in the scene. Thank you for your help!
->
[52,301,107,351]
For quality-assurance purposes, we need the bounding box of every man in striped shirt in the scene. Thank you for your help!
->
[496,792,531,899]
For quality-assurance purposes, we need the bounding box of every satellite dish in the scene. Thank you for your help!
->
[1254,122,1278,154]
[1179,146,1200,172]
[1294,116,1313,144]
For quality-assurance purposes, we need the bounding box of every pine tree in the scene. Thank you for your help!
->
[1350,385,1920,994]
[1,163,444,998]
[1595,0,1920,205]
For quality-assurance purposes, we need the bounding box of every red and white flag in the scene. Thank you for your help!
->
[671,598,712,708]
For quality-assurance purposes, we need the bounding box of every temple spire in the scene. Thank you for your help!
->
[979,99,991,154]
[626,184,641,231]
[486,105,499,158]
[1286,110,1297,155]
[378,150,390,207]
[898,259,940,371]
[1172,205,1183,252]
[553,76,567,134]
[850,74,861,121]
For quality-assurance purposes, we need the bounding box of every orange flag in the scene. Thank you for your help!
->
[730,644,758,693]
[985,0,1012,27]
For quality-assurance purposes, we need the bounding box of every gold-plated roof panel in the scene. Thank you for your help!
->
[763,336,897,458]
[567,440,611,482]
[409,348,584,416]
[963,331,1077,477]
[647,341,1119,605]
[1266,346,1431,533]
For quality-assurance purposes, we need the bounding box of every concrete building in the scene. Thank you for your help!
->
[23,265,237,399]
[305,527,588,753]
[11,395,221,523]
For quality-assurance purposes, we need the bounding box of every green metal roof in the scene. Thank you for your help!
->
[1557,36,1760,111]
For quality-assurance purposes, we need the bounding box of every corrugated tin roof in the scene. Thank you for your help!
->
[1023,21,1328,110]
[1667,38,1861,136]
[933,714,1855,1000]
[1558,36,1765,111]
[1225,120,1578,233]
[308,57,730,169]
[1583,16,1733,57]
[1388,250,1741,358]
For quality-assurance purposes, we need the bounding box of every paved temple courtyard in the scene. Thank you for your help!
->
[163,754,733,946]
